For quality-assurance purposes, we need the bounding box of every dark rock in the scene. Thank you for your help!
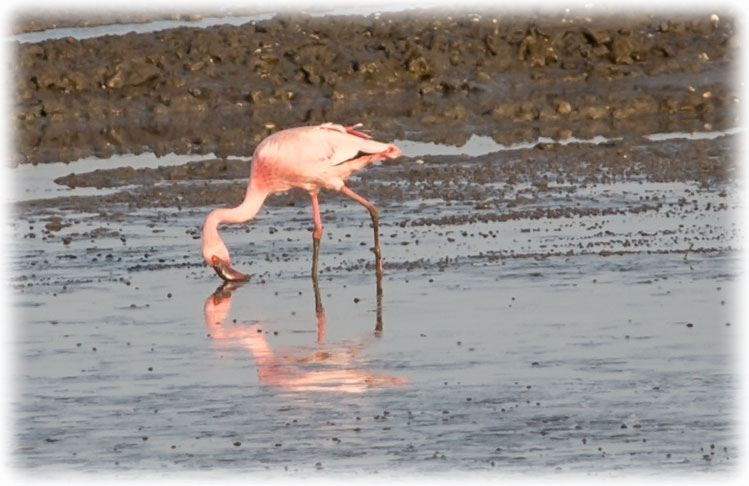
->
[611,34,634,64]
[106,59,161,88]
[583,28,612,46]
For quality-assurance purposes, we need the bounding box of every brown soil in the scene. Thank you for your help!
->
[11,10,739,166]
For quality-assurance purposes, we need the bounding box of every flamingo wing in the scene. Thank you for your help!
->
[257,123,389,169]
[306,123,391,168]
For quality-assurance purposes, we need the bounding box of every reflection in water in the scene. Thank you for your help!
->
[203,275,405,393]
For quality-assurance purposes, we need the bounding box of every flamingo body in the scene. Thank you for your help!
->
[201,123,401,281]
[252,123,397,193]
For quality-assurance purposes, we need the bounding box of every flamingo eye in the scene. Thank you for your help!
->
[211,255,219,265]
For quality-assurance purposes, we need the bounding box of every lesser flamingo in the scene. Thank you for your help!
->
[201,123,401,287]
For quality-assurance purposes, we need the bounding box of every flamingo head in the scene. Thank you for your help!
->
[210,255,250,282]
[202,238,230,265]
[202,222,250,282]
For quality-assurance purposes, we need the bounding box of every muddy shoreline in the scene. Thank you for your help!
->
[11,11,738,166]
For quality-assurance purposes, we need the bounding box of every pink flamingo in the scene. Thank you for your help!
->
[201,123,401,283]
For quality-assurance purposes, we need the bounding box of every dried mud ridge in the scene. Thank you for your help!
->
[12,11,738,165]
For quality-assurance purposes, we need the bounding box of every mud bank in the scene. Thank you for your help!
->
[11,10,738,165]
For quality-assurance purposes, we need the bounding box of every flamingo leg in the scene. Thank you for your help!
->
[310,193,326,341]
[339,186,383,299]
[310,192,324,279]
[312,271,326,343]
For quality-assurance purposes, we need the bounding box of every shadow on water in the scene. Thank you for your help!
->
[202,272,403,393]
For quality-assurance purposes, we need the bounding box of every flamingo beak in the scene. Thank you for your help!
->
[211,255,251,282]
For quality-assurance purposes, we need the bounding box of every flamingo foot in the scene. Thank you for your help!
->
[211,258,251,282]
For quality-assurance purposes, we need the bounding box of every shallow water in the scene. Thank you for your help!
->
[11,252,738,476]
[10,170,740,476]
[7,2,435,44]
[11,152,213,203]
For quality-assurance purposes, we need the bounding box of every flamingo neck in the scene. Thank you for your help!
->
[210,185,268,226]
[202,183,268,258]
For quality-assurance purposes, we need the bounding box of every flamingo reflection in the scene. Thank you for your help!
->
[203,276,405,393]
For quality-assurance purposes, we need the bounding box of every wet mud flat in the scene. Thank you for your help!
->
[7,9,742,478]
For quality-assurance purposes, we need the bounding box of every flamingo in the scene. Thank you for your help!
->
[201,122,401,284]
